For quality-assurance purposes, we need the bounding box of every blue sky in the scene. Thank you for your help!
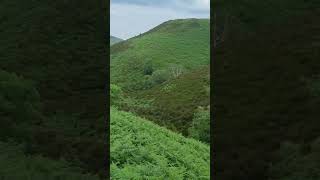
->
[111,0,210,40]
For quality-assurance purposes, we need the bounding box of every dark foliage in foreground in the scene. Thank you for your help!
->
[0,0,107,178]
[213,0,320,179]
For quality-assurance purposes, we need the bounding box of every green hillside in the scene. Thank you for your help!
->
[110,18,210,179]
[133,65,210,135]
[110,36,123,46]
[110,107,210,179]
[110,18,210,138]
[111,18,210,90]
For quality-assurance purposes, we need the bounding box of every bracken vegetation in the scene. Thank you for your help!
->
[110,107,210,179]
[111,18,210,138]
[110,18,210,179]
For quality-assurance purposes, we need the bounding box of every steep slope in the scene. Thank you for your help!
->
[110,18,210,90]
[110,18,210,136]
[110,36,123,45]
[110,107,210,179]
[132,65,210,135]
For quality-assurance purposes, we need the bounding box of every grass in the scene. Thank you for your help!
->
[110,107,210,179]
[110,18,210,136]
[110,18,210,90]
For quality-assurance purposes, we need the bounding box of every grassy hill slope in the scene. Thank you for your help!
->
[110,107,210,179]
[132,65,210,134]
[110,18,210,137]
[110,36,123,46]
[110,18,210,90]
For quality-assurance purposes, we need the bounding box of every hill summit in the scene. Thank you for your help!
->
[110,36,123,45]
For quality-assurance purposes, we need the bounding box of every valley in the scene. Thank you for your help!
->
[110,18,211,178]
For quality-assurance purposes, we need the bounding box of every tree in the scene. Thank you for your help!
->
[150,70,170,85]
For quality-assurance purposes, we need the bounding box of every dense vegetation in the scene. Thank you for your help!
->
[111,18,210,139]
[213,0,320,179]
[110,36,123,45]
[110,18,210,178]
[0,141,100,180]
[0,0,107,178]
[110,107,210,179]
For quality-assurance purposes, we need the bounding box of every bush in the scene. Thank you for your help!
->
[111,84,123,106]
[151,70,170,85]
[143,60,154,75]
[188,106,210,143]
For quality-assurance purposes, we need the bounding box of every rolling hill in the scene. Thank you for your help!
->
[110,107,210,179]
[110,36,123,45]
[110,18,211,178]
[110,18,210,136]
[110,18,210,90]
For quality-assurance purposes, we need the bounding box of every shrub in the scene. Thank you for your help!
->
[188,106,210,143]
[111,84,123,106]
[143,60,154,75]
[151,70,170,85]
